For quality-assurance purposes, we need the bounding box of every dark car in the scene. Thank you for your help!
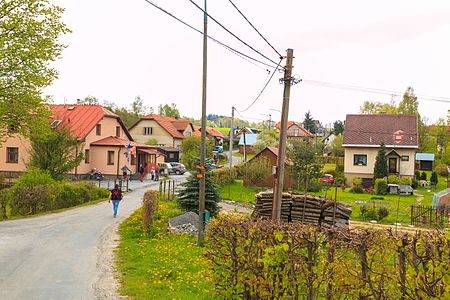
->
[169,162,186,175]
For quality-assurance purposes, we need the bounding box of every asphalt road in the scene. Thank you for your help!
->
[0,175,187,300]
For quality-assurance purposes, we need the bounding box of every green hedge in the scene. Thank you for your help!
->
[374,178,387,195]
[206,217,449,299]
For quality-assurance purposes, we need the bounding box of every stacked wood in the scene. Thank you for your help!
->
[253,192,352,228]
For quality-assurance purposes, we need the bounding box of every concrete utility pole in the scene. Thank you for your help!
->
[198,0,207,246]
[272,49,294,220]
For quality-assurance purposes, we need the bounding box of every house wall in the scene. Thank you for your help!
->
[344,147,416,180]
[287,124,308,138]
[0,134,31,173]
[129,119,175,147]
[239,145,255,154]
[183,126,193,137]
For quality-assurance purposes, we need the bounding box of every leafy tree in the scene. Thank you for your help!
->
[177,163,221,215]
[287,139,323,192]
[80,95,99,105]
[329,134,344,157]
[303,111,316,134]
[29,126,84,179]
[430,171,438,187]
[420,171,427,181]
[180,136,214,170]
[333,120,345,135]
[360,101,398,114]
[241,157,270,186]
[131,95,150,116]
[373,143,388,180]
[112,107,140,127]
[430,118,449,153]
[397,87,418,115]
[253,129,279,154]
[0,0,70,142]
[158,103,180,118]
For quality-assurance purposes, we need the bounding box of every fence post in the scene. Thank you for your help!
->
[172,180,175,200]
[163,180,166,201]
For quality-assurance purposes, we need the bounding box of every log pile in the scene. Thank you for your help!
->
[253,192,352,228]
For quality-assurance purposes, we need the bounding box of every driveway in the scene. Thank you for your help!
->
[226,149,242,166]
[0,174,188,300]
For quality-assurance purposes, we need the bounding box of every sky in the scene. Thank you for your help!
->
[47,0,450,127]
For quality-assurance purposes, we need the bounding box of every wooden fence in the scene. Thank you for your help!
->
[410,205,450,228]
[159,180,176,201]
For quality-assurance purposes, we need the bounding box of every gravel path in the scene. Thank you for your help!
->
[0,175,187,300]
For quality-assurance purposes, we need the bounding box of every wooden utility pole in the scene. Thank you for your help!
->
[198,0,207,245]
[228,107,234,190]
[272,49,294,220]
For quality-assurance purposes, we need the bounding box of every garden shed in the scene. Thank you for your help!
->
[415,153,434,171]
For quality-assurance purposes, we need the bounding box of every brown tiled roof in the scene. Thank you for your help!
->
[343,114,418,147]
[249,146,293,165]
[276,121,313,137]
[50,104,132,141]
[128,114,188,139]
[192,125,225,138]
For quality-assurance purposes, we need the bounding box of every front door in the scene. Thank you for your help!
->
[389,157,397,174]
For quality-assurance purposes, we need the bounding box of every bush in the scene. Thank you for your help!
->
[241,157,270,186]
[349,176,362,187]
[142,190,158,233]
[13,168,56,188]
[399,176,412,186]
[415,170,421,180]
[378,207,389,220]
[0,189,11,219]
[388,175,399,184]
[10,185,57,215]
[420,171,427,181]
[323,168,336,177]
[374,178,387,195]
[430,171,438,187]
[307,178,323,192]
[349,185,364,193]
[435,164,448,176]
[210,167,235,186]
[411,179,418,189]
[360,205,388,221]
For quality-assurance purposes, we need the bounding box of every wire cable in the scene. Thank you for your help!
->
[302,79,450,103]
[142,0,279,70]
[187,0,280,66]
[236,58,283,113]
[226,0,283,59]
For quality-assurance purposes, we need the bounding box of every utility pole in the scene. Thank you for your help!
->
[243,130,247,163]
[198,0,207,246]
[272,49,294,220]
[228,107,234,198]
[269,114,272,130]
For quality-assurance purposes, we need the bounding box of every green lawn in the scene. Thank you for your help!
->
[233,152,255,160]
[218,180,264,204]
[116,201,214,300]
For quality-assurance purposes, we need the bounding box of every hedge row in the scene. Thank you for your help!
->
[205,217,449,300]
[0,182,109,218]
[142,190,159,232]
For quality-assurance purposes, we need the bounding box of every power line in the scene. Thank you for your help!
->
[302,79,450,104]
[236,58,283,113]
[187,0,280,67]
[226,0,282,59]
[142,0,279,70]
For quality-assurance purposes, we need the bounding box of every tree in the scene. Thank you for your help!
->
[177,164,221,215]
[241,157,270,186]
[158,103,180,118]
[131,95,150,116]
[0,0,70,142]
[303,111,316,134]
[430,118,449,153]
[28,126,84,179]
[430,171,438,187]
[333,120,345,135]
[373,143,388,180]
[329,134,344,157]
[397,87,418,115]
[180,136,214,170]
[80,95,99,105]
[253,129,279,154]
[287,139,323,192]
[359,101,398,114]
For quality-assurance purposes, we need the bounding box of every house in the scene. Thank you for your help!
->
[192,125,226,146]
[0,104,165,178]
[343,114,418,186]
[244,147,295,188]
[322,133,337,156]
[235,127,259,137]
[238,133,258,154]
[276,121,313,139]
[128,114,194,148]
[415,153,435,171]
[153,146,180,163]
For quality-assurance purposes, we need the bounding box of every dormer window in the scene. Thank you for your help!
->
[50,120,62,129]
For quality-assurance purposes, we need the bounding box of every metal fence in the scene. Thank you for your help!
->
[410,205,450,228]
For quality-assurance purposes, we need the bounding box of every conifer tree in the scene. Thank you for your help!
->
[373,143,388,180]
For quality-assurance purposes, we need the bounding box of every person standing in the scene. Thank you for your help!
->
[138,163,145,182]
[108,184,123,218]
[150,166,155,181]
[155,164,160,181]
[121,165,131,180]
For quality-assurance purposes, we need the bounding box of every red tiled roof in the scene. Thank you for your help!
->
[50,104,132,140]
[90,136,161,152]
[128,114,188,139]
[192,125,225,139]
[343,114,418,147]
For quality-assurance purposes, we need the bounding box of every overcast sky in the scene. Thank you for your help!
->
[47,0,450,126]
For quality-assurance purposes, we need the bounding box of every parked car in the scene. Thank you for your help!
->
[319,174,334,184]
[157,162,172,176]
[214,145,223,153]
[169,162,186,175]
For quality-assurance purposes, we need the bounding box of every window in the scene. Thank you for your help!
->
[293,129,299,136]
[85,149,90,163]
[116,126,121,137]
[6,147,18,163]
[96,124,102,135]
[401,155,409,161]
[107,151,115,165]
[169,153,175,159]
[144,127,153,135]
[131,155,136,165]
[353,154,367,166]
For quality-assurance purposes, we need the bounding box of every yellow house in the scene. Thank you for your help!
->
[0,104,164,178]
[128,114,194,148]
[343,114,418,186]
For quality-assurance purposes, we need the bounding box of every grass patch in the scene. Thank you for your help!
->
[218,180,264,204]
[232,152,255,160]
[117,201,214,300]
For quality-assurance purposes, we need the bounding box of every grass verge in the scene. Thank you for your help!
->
[116,201,214,299]
[218,180,265,204]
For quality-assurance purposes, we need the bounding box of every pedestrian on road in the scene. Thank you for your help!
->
[138,163,145,182]
[121,165,131,180]
[150,166,155,181]
[155,164,160,181]
[108,184,123,218]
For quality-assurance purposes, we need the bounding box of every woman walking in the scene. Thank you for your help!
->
[108,184,123,218]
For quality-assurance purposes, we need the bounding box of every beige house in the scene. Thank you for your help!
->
[343,114,418,186]
[0,104,163,178]
[276,121,313,139]
[128,114,194,148]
